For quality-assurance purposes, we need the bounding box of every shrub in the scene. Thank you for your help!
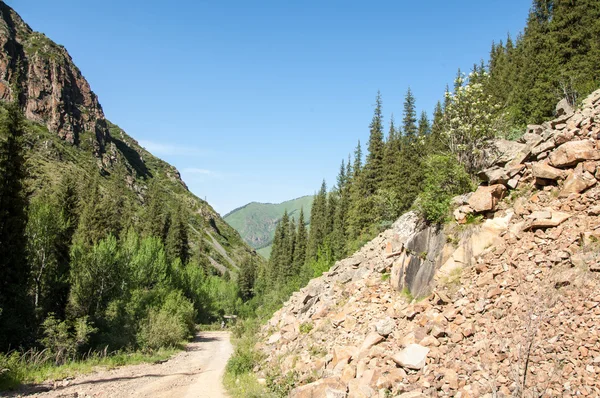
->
[0,352,24,390]
[299,322,313,334]
[39,314,97,364]
[417,154,474,224]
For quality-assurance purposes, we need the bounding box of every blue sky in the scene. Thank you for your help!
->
[8,1,531,215]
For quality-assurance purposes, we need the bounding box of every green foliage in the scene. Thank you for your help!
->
[417,155,475,224]
[0,102,33,350]
[441,70,508,175]
[299,322,313,334]
[39,314,97,364]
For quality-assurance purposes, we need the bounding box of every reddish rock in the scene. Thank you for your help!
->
[560,163,597,197]
[549,140,600,168]
[468,184,507,213]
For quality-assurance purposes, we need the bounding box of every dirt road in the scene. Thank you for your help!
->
[20,331,233,398]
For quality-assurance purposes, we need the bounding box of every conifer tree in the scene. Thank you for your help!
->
[306,181,327,263]
[418,111,431,137]
[363,91,385,194]
[0,102,33,349]
[166,204,190,266]
[238,256,256,301]
[293,208,307,274]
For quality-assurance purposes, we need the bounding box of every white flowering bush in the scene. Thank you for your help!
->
[442,72,508,175]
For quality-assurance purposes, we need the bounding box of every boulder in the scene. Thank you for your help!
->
[468,184,507,213]
[478,166,509,185]
[560,163,597,197]
[358,332,384,354]
[549,140,600,168]
[531,162,564,180]
[490,139,526,165]
[523,211,571,231]
[526,124,544,135]
[289,377,347,398]
[392,344,430,370]
[374,317,395,337]
[556,98,574,117]
[531,139,557,156]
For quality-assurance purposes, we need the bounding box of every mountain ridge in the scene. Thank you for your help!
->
[0,0,255,273]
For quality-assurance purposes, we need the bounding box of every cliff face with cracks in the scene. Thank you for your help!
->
[0,2,107,149]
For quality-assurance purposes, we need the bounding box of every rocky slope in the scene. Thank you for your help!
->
[256,90,600,397]
[0,2,255,272]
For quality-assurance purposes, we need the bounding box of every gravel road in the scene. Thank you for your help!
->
[13,331,233,398]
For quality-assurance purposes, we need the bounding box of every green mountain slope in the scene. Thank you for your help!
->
[224,195,313,258]
[0,1,256,275]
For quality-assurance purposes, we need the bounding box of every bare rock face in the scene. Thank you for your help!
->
[0,3,108,149]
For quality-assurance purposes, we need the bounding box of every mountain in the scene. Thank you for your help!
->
[224,195,314,258]
[0,1,255,274]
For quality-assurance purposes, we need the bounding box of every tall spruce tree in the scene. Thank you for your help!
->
[293,207,307,274]
[166,204,190,266]
[0,103,33,349]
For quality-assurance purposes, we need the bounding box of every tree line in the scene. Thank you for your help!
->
[0,102,254,360]
[253,0,600,301]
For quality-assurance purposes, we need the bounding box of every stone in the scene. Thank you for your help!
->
[396,393,426,398]
[531,139,557,156]
[332,346,358,367]
[490,139,526,165]
[532,162,564,180]
[358,332,385,354]
[524,211,571,231]
[375,317,395,337]
[556,98,574,117]
[289,377,347,398]
[267,333,281,345]
[555,129,575,145]
[526,124,544,135]
[560,163,597,197]
[392,344,430,370]
[478,166,509,185]
[468,184,507,213]
[549,140,600,168]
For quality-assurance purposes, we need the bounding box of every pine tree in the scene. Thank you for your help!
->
[382,115,400,190]
[395,88,424,212]
[363,91,385,194]
[293,208,307,274]
[0,102,33,349]
[418,111,431,137]
[306,181,327,263]
[238,256,256,301]
[166,204,190,266]
[143,180,167,242]
[402,87,418,143]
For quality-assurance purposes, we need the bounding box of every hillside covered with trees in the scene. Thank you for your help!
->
[256,0,600,303]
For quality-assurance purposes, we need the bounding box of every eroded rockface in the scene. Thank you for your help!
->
[257,90,600,397]
[0,2,108,148]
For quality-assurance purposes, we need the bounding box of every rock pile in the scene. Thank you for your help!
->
[256,90,600,397]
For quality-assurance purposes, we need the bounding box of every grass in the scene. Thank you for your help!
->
[224,319,272,398]
[381,273,390,281]
[439,266,463,294]
[299,322,313,334]
[0,347,178,391]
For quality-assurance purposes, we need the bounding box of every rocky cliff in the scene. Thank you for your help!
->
[256,90,600,397]
[0,2,107,148]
